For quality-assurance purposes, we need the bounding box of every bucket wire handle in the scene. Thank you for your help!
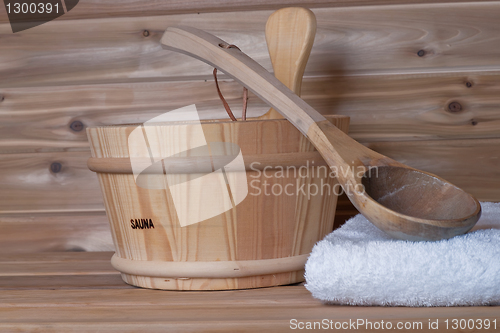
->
[213,44,248,121]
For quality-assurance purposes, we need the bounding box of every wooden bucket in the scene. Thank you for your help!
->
[87,114,349,290]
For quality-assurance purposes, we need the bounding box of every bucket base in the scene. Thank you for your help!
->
[111,253,309,290]
[120,271,305,290]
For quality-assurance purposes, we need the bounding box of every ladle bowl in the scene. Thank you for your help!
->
[361,166,480,240]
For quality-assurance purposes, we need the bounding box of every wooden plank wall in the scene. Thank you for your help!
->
[0,0,499,252]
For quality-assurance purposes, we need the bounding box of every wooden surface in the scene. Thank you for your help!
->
[2,4,500,138]
[0,138,498,252]
[2,73,500,153]
[0,251,498,332]
[0,212,113,253]
[2,0,498,22]
[2,4,499,145]
[1,1,499,250]
[3,4,500,88]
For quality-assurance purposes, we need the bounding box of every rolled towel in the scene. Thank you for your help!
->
[305,202,500,306]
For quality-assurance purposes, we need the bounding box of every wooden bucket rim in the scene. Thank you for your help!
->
[88,151,330,174]
[86,114,349,129]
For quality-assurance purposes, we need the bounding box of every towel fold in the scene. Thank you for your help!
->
[305,202,500,306]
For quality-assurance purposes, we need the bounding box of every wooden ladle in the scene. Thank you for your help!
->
[161,26,481,241]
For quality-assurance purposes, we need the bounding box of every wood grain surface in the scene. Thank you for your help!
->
[367,138,500,202]
[0,212,113,253]
[2,72,499,153]
[1,139,497,214]
[2,4,500,88]
[1,137,497,253]
[1,1,499,251]
[2,0,497,21]
[0,252,498,332]
[0,151,103,213]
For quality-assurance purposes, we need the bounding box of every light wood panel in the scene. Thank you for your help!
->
[1,1,499,252]
[1,139,497,215]
[1,72,499,153]
[2,0,497,22]
[313,73,500,142]
[0,251,113,263]
[0,275,127,290]
[0,151,104,213]
[0,252,498,332]
[367,138,500,202]
[0,139,500,214]
[0,301,496,331]
[0,80,262,153]
[0,258,115,276]
[0,212,113,253]
[2,3,500,88]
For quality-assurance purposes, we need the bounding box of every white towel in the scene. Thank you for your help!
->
[305,202,500,306]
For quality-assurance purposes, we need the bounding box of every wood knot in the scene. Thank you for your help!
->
[70,120,84,132]
[50,162,62,174]
[447,102,462,113]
